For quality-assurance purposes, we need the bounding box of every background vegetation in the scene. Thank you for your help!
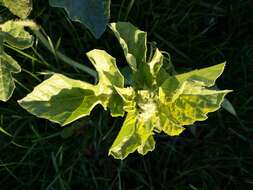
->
[0,0,253,189]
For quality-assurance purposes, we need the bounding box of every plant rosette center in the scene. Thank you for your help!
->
[136,90,158,121]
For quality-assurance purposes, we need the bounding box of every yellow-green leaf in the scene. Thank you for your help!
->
[158,74,231,136]
[0,53,21,101]
[0,20,33,102]
[136,48,165,88]
[109,111,155,159]
[18,50,125,125]
[0,0,32,19]
[114,86,136,112]
[176,62,226,87]
[110,22,147,72]
[0,20,34,49]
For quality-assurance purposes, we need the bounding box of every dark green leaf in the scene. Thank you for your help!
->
[49,0,110,38]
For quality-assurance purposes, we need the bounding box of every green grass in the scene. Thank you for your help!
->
[0,0,253,189]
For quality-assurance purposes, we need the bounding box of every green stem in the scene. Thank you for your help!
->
[124,0,135,21]
[33,30,98,79]
[117,0,126,20]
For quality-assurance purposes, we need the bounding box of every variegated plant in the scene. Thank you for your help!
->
[19,22,231,159]
[0,0,34,101]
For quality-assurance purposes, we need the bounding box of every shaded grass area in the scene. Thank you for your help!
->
[0,0,253,189]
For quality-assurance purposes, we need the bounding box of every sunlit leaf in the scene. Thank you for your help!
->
[0,20,33,101]
[176,62,226,87]
[115,86,136,112]
[0,0,32,18]
[110,22,168,89]
[109,111,155,160]
[136,48,165,88]
[110,22,147,72]
[1,20,34,49]
[18,49,125,125]
[0,53,21,102]
[159,79,231,135]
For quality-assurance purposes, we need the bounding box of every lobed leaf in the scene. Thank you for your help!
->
[0,0,32,19]
[49,0,110,39]
[176,62,226,87]
[115,86,136,112]
[109,111,155,160]
[1,20,34,49]
[0,20,33,102]
[159,79,231,136]
[110,22,147,72]
[18,49,125,125]
[110,22,169,89]
[135,48,165,89]
[0,53,21,101]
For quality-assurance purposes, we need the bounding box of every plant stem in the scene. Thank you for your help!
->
[124,0,135,21]
[33,30,98,79]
